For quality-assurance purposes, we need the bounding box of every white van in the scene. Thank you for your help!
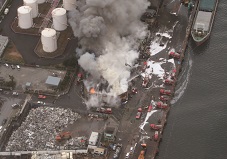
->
[125,152,130,159]
[4,8,9,15]
[16,65,20,70]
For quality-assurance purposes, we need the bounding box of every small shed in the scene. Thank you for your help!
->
[45,76,61,87]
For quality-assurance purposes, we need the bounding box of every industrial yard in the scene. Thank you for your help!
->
[0,0,196,159]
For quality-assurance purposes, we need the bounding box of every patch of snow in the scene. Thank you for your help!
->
[156,32,172,39]
[139,110,157,130]
[167,58,175,67]
[141,60,165,80]
[149,39,168,56]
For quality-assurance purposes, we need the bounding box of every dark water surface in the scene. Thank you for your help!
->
[157,1,227,159]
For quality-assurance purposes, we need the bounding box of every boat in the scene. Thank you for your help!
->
[191,0,219,45]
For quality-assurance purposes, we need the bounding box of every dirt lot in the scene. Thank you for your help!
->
[65,117,106,138]
[2,41,24,64]
[0,64,66,92]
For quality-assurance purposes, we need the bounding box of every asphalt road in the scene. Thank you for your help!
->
[0,92,22,130]
[0,0,77,66]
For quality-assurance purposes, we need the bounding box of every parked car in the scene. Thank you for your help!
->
[12,92,19,96]
[113,146,122,159]
[4,8,9,15]
[11,65,15,69]
[38,95,46,99]
[112,144,117,151]
[4,63,9,67]
[138,107,142,112]
[12,103,20,108]
[37,101,45,105]
[147,105,153,112]
[16,65,20,70]
[136,112,142,119]
[130,146,134,154]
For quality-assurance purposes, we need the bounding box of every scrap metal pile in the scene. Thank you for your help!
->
[6,107,81,151]
[65,136,87,149]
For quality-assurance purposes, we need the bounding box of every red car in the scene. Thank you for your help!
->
[160,89,172,96]
[38,95,46,99]
[147,105,153,112]
[138,108,142,112]
[96,107,112,114]
[150,124,162,130]
[142,76,149,87]
[154,131,159,141]
[160,96,170,102]
[164,79,175,85]
[168,51,180,59]
[136,112,142,119]
[157,102,168,109]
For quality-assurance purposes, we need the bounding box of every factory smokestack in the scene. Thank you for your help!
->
[68,0,150,106]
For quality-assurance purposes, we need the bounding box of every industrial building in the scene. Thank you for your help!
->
[104,117,119,142]
[45,76,61,87]
[88,132,99,146]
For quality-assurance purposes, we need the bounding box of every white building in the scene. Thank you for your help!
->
[88,132,99,146]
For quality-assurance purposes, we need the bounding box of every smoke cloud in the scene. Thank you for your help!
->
[69,0,150,106]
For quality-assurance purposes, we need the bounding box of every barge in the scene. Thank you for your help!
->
[191,0,219,45]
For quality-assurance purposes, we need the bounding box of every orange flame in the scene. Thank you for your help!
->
[90,88,96,94]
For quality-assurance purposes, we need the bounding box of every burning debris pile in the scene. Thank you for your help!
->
[69,0,150,106]
[6,107,81,151]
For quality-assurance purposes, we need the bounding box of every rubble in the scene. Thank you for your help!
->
[6,107,81,151]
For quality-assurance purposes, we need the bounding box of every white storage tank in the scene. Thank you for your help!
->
[23,0,38,18]
[63,0,76,11]
[17,6,33,29]
[37,0,45,4]
[41,28,57,52]
[52,8,67,31]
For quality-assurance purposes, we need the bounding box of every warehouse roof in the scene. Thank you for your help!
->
[89,132,99,143]
[45,76,61,86]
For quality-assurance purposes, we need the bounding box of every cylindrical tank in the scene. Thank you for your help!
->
[37,0,45,4]
[23,0,38,18]
[63,0,76,11]
[17,6,33,29]
[51,8,67,31]
[41,28,57,52]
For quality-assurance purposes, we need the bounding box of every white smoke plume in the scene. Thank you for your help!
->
[69,0,150,106]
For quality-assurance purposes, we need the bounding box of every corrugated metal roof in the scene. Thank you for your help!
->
[194,11,212,32]
[45,76,61,86]
[199,0,216,12]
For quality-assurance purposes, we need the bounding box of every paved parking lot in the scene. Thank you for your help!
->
[0,64,66,92]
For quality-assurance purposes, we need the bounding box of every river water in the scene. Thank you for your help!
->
[157,1,227,159]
